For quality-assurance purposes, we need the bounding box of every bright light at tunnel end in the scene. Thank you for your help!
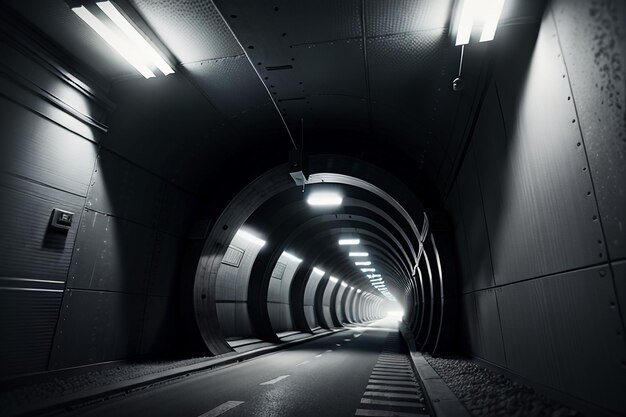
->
[306,192,343,206]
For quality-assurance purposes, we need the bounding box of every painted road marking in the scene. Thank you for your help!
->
[364,391,421,400]
[296,360,310,366]
[315,353,323,358]
[336,343,341,346]
[344,339,352,342]
[199,401,244,417]
[354,333,362,338]
[326,349,333,353]
[368,379,417,386]
[260,375,290,385]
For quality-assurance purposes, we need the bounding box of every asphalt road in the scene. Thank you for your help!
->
[70,317,427,417]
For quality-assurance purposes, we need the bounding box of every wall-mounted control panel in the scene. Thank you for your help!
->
[50,208,74,230]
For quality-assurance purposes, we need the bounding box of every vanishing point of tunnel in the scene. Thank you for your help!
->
[0,0,625,416]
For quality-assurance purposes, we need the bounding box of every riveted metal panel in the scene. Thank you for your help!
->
[0,288,63,376]
[0,174,84,282]
[478,20,604,285]
[365,0,452,36]
[552,0,626,261]
[0,97,97,197]
[68,209,154,293]
[50,289,145,369]
[183,55,269,117]
[613,261,626,327]
[291,38,365,98]
[130,0,242,63]
[498,265,626,414]
[222,245,245,267]
[446,184,473,294]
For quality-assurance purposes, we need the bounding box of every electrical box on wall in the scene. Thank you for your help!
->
[50,209,74,230]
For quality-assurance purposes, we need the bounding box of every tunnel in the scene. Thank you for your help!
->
[0,0,624,416]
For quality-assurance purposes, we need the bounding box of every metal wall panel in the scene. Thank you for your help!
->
[552,0,626,261]
[0,174,84,282]
[68,209,154,293]
[215,234,263,302]
[613,261,626,327]
[0,288,63,376]
[334,284,347,323]
[458,144,495,291]
[474,289,506,367]
[498,265,626,414]
[479,19,603,285]
[148,233,185,297]
[0,97,97,197]
[50,289,145,369]
[446,185,473,293]
[140,295,179,356]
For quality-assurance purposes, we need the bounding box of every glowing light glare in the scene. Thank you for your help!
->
[367,274,381,278]
[387,309,404,321]
[339,238,360,245]
[329,276,339,283]
[455,0,506,45]
[341,282,348,288]
[370,278,383,283]
[349,252,368,257]
[72,6,155,78]
[355,261,371,266]
[361,268,375,272]
[235,229,266,247]
[312,267,325,276]
[306,192,343,206]
[356,289,362,293]
[96,1,174,75]
[479,0,505,42]
[350,286,355,290]
[282,251,302,263]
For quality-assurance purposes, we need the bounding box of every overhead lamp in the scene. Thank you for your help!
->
[455,0,505,45]
[339,238,360,245]
[349,252,368,257]
[235,229,266,247]
[367,274,381,278]
[356,289,362,294]
[72,2,174,78]
[312,267,325,275]
[370,278,383,283]
[355,261,371,266]
[282,251,303,263]
[329,276,339,283]
[361,268,375,272]
[306,192,343,206]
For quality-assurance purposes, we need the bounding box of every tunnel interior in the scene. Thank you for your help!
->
[0,0,624,416]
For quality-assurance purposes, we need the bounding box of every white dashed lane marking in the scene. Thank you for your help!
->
[296,361,310,366]
[198,401,244,417]
[259,375,290,385]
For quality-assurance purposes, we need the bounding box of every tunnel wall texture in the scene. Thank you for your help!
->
[0,25,197,377]
[302,268,325,330]
[446,1,626,414]
[267,252,301,333]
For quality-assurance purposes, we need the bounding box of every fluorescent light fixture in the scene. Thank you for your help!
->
[306,192,342,206]
[235,229,266,247]
[282,251,302,263]
[355,261,371,266]
[339,238,360,245]
[356,289,362,293]
[370,278,383,283]
[312,267,325,275]
[455,0,506,45]
[329,276,339,283]
[361,268,375,272]
[341,282,348,288]
[72,6,155,78]
[96,1,174,75]
[349,252,368,257]
[367,274,381,278]
[479,0,505,42]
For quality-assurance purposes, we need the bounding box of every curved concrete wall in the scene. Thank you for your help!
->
[302,268,325,330]
[267,253,301,333]
[215,231,265,340]
[321,279,339,329]
[334,284,347,324]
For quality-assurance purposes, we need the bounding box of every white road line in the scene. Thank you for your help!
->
[355,408,422,416]
[368,379,417,386]
[326,349,333,353]
[366,384,417,392]
[361,398,421,408]
[315,353,323,358]
[364,391,421,400]
[336,343,341,346]
[344,339,352,342]
[296,360,310,366]
[198,401,244,417]
[260,375,290,385]
[354,333,362,338]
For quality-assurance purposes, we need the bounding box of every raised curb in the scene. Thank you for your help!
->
[398,323,470,417]
[15,329,347,417]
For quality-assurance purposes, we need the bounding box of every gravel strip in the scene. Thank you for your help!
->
[424,355,584,417]
[0,356,216,414]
